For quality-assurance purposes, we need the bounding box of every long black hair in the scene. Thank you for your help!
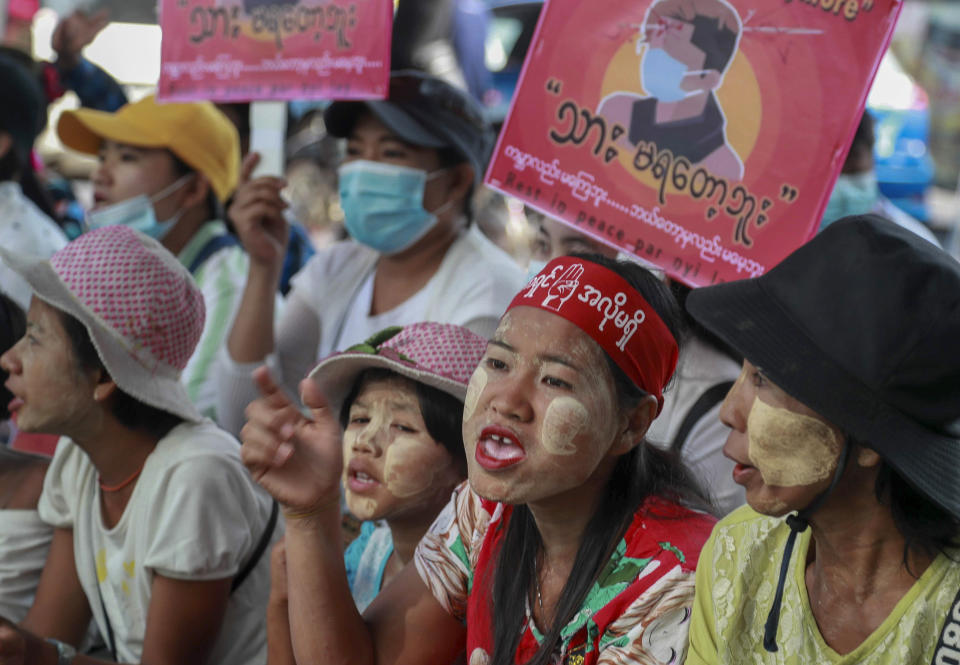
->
[874,460,960,576]
[488,254,711,665]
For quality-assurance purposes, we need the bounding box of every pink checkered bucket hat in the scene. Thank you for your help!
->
[0,225,205,422]
[308,322,488,411]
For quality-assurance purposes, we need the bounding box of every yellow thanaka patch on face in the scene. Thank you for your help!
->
[351,497,378,520]
[463,366,487,423]
[340,429,357,488]
[747,398,842,487]
[384,435,441,497]
[540,396,589,455]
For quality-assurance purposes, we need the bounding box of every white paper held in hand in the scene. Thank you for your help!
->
[249,101,287,179]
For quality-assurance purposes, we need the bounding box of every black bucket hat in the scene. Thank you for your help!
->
[686,214,960,519]
[323,70,493,184]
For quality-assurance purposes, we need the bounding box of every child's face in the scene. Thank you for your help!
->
[341,376,462,523]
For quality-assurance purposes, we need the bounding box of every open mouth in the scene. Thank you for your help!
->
[7,396,22,415]
[346,465,380,493]
[475,425,527,470]
[731,462,757,485]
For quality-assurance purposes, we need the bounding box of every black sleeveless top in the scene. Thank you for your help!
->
[628,94,726,163]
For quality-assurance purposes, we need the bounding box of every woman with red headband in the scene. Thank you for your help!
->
[241,254,716,665]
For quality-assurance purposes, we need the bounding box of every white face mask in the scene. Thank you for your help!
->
[85,175,192,240]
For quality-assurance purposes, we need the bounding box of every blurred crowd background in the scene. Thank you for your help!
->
[3,0,960,262]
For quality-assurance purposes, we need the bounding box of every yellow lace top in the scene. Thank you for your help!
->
[686,505,960,664]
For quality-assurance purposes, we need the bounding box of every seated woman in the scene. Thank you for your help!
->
[0,291,53,624]
[0,226,277,664]
[683,214,960,663]
[267,321,486,664]
[241,254,716,664]
[217,70,525,436]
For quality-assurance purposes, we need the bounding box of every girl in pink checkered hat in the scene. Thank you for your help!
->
[261,321,485,665]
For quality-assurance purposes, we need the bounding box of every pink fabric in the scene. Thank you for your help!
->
[10,431,57,457]
[7,0,38,20]
[375,322,487,387]
[49,227,205,372]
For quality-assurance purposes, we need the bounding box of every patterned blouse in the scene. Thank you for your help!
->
[414,482,715,665]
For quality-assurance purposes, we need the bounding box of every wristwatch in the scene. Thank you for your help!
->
[45,638,77,665]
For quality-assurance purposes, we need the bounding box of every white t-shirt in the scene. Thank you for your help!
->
[335,269,432,350]
[215,226,526,434]
[0,509,52,623]
[37,421,279,664]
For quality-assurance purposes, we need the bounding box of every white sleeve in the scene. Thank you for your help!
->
[459,315,500,340]
[681,404,745,516]
[274,290,323,399]
[143,454,266,580]
[214,291,319,435]
[36,438,82,529]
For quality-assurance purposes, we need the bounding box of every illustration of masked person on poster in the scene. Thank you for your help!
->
[598,0,744,181]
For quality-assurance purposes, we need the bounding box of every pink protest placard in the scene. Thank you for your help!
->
[486,0,902,286]
[157,0,393,102]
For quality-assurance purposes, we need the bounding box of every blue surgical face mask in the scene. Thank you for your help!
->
[338,160,451,255]
[641,47,704,103]
[86,175,192,240]
[819,171,880,231]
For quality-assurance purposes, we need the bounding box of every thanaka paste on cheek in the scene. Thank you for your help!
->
[383,436,441,497]
[350,497,378,520]
[540,396,589,455]
[341,426,382,518]
[463,367,487,424]
[747,398,842,487]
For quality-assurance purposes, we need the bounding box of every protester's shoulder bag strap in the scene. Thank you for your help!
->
[932,585,960,665]
[187,233,241,274]
[671,380,735,454]
[94,576,118,661]
[89,498,276,661]
[231,499,279,593]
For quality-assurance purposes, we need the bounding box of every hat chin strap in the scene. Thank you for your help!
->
[763,440,852,653]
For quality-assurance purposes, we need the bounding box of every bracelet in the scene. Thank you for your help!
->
[281,495,340,521]
[45,639,77,665]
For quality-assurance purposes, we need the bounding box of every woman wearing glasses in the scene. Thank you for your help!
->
[217,71,525,435]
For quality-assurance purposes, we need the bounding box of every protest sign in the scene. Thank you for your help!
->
[486,0,902,286]
[157,0,393,102]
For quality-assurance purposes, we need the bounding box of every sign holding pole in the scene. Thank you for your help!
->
[157,0,393,103]
[486,0,902,286]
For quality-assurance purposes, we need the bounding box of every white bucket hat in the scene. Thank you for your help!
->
[0,225,205,422]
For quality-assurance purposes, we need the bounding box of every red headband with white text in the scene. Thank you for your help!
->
[506,258,679,411]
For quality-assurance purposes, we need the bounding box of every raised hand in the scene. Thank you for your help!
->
[229,152,290,271]
[52,9,110,70]
[240,367,343,514]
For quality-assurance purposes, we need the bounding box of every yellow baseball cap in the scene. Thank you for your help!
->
[57,95,241,203]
